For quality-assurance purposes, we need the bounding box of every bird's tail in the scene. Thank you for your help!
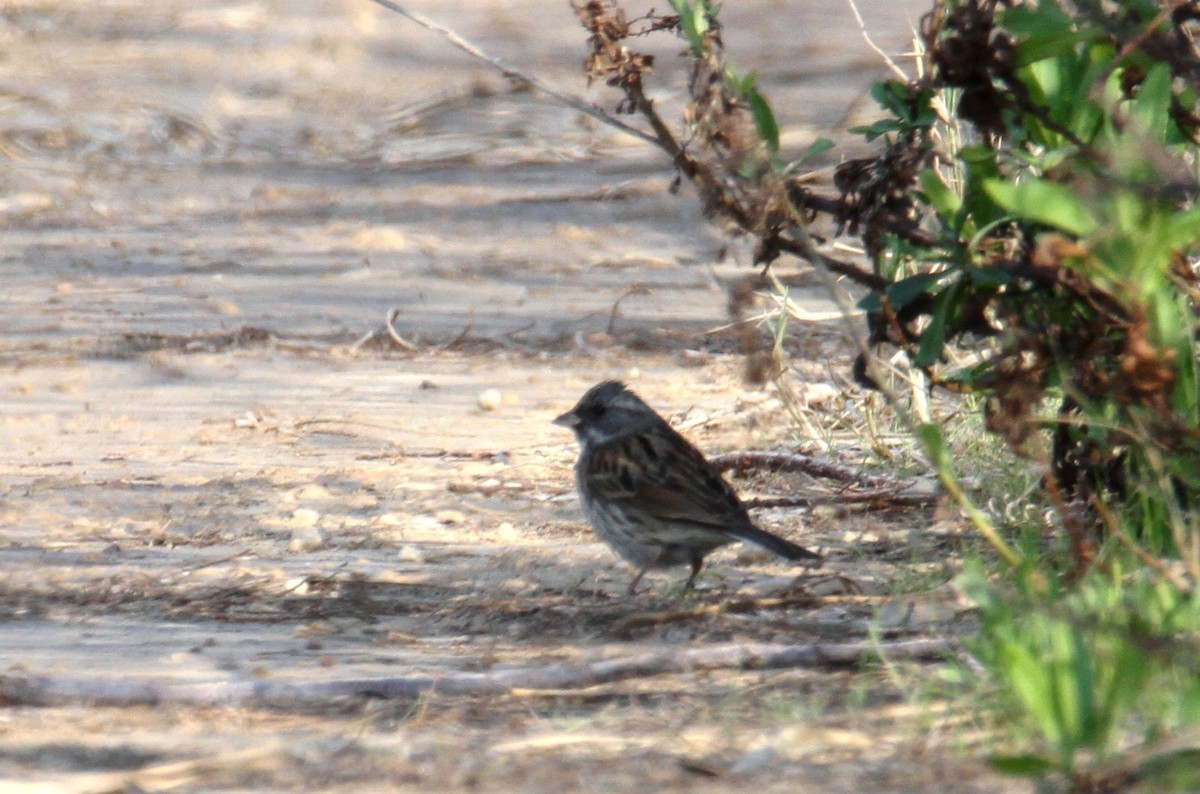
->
[730,524,821,561]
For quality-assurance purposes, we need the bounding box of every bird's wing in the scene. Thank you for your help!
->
[583,431,750,530]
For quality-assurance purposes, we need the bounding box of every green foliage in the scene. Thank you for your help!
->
[596,3,1200,782]
[852,3,1200,784]
[960,562,1200,788]
[725,67,781,154]
[838,0,1200,571]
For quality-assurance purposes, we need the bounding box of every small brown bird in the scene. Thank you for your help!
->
[554,380,820,594]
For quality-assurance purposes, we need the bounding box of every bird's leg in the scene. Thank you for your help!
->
[627,567,648,596]
[683,556,705,590]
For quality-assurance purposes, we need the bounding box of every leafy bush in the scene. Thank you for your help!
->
[574,0,1200,786]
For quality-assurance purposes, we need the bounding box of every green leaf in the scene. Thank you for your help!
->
[1003,637,1062,747]
[1000,2,1071,37]
[889,271,943,308]
[1129,63,1173,136]
[964,262,1013,288]
[786,136,833,169]
[724,66,753,95]
[746,89,779,153]
[989,754,1056,777]
[856,271,943,313]
[849,119,904,141]
[984,178,1099,236]
[918,424,951,470]
[1138,749,1200,791]
[1014,29,1101,68]
[915,279,963,367]
[960,144,998,164]
[1166,205,1200,250]
[919,169,962,220]
[870,80,913,118]
[668,0,710,53]
[856,292,881,312]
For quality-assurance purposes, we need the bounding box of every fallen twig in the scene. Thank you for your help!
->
[384,307,421,351]
[610,592,883,633]
[710,449,933,494]
[0,638,955,708]
[3,743,294,794]
[745,488,938,510]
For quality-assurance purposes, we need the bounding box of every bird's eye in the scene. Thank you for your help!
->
[589,404,606,418]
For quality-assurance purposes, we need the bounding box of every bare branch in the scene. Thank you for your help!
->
[710,449,934,495]
[367,0,661,148]
[844,0,911,82]
[0,638,955,707]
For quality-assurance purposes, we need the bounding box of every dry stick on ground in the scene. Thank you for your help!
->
[745,490,936,510]
[610,593,885,634]
[0,638,954,708]
[710,450,929,492]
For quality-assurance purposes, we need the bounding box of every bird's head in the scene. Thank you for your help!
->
[553,380,659,447]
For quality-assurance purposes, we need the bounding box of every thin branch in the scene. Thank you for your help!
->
[611,592,883,634]
[367,0,660,148]
[844,0,911,82]
[0,638,955,708]
[745,490,937,509]
[709,449,931,493]
[384,307,420,351]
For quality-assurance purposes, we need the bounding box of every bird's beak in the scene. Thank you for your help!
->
[553,409,580,428]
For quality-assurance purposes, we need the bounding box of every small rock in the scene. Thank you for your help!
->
[494,522,520,542]
[288,526,323,552]
[409,515,440,532]
[289,508,321,528]
[478,388,502,411]
[234,411,259,428]
[729,746,776,776]
[459,461,496,477]
[436,509,466,525]
[799,382,841,407]
[397,544,425,563]
[296,484,333,501]
[284,576,311,595]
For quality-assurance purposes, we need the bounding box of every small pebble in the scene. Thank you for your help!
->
[234,411,259,428]
[478,388,502,411]
[284,576,311,595]
[288,526,323,552]
[397,544,425,563]
[289,508,321,528]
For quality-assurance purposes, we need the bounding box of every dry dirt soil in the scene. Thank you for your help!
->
[0,1,1030,791]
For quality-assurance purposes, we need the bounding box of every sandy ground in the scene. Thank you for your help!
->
[0,1,1030,791]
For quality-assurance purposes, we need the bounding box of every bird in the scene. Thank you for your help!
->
[554,380,821,594]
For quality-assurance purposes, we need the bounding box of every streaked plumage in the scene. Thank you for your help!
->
[554,380,820,594]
